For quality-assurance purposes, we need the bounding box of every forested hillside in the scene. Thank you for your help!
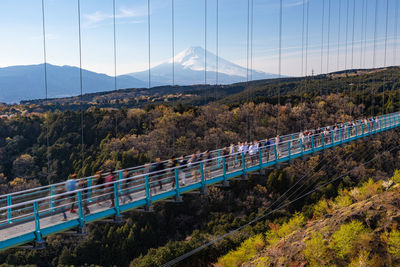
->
[1,69,400,266]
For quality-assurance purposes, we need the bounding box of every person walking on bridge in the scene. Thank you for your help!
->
[65,174,78,213]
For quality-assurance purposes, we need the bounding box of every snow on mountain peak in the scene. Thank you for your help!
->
[166,46,250,77]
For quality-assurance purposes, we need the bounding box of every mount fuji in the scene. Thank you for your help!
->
[127,46,278,85]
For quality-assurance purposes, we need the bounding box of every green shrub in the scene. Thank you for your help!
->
[388,230,400,259]
[217,234,265,267]
[277,212,305,237]
[329,221,370,259]
[392,169,400,184]
[348,250,371,267]
[333,190,353,208]
[251,256,271,267]
[303,232,329,267]
[313,198,331,219]
[264,213,305,246]
[350,179,382,201]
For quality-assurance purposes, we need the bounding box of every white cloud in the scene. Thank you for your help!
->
[83,7,147,28]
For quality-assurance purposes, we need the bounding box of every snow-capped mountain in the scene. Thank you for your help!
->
[127,46,278,85]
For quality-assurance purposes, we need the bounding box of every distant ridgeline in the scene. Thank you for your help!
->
[8,66,400,113]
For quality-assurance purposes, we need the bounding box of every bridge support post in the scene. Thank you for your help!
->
[33,201,46,249]
[200,162,208,195]
[144,175,153,211]
[77,191,88,234]
[258,147,263,173]
[113,183,124,223]
[174,169,183,202]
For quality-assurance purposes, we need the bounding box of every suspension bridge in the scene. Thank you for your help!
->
[1,0,400,262]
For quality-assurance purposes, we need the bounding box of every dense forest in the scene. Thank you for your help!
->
[1,68,400,266]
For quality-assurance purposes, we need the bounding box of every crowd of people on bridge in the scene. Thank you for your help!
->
[53,115,384,221]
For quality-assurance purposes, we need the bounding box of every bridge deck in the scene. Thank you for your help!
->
[0,112,399,250]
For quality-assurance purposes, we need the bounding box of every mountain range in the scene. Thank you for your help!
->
[0,47,277,103]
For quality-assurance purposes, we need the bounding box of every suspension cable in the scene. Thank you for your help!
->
[148,0,151,89]
[326,0,331,95]
[383,0,389,115]
[204,0,207,85]
[336,0,341,73]
[77,0,84,170]
[246,0,250,83]
[250,0,254,81]
[216,0,219,86]
[41,0,50,179]
[358,0,365,117]
[113,0,118,137]
[277,0,282,135]
[320,0,325,97]
[172,0,175,86]
[344,0,349,70]
[371,0,378,116]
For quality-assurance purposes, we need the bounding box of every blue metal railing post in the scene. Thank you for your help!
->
[330,131,334,145]
[274,145,278,165]
[222,157,228,185]
[217,150,221,167]
[311,136,315,153]
[361,123,365,136]
[340,128,343,144]
[200,162,206,192]
[174,168,181,200]
[77,191,85,227]
[50,186,55,212]
[347,125,351,139]
[145,175,151,208]
[258,147,263,167]
[367,121,371,135]
[288,141,291,160]
[33,201,43,243]
[300,138,304,156]
[7,195,12,223]
[241,152,247,174]
[87,178,92,202]
[354,124,358,137]
[113,183,121,218]
[118,171,123,190]
[321,133,325,149]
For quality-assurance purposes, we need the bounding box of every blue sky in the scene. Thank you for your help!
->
[0,0,399,77]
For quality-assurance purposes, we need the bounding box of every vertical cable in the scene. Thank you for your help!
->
[360,0,365,68]
[372,0,378,116]
[41,0,50,178]
[172,0,175,86]
[359,0,366,117]
[344,0,349,70]
[301,0,305,78]
[351,0,356,70]
[113,0,118,137]
[383,0,389,114]
[204,0,207,85]
[320,0,325,96]
[77,0,84,170]
[305,0,309,78]
[326,0,331,91]
[250,0,254,81]
[362,0,368,68]
[216,0,219,86]
[246,0,250,83]
[336,0,341,72]
[277,0,282,135]
[148,0,151,89]
[394,0,399,67]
